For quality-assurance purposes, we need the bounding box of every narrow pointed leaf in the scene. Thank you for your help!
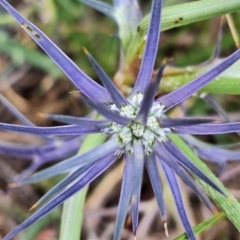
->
[0,0,111,103]
[163,140,225,195]
[3,154,117,240]
[155,143,215,211]
[0,95,52,141]
[157,49,240,110]
[0,141,36,159]
[159,64,240,96]
[181,132,240,159]
[161,162,196,240]
[38,137,82,161]
[40,113,109,127]
[160,117,215,128]
[174,122,240,135]
[0,137,81,180]
[136,65,165,124]
[84,49,127,108]
[0,122,101,135]
[0,94,34,126]
[131,0,163,96]
[113,153,133,240]
[193,147,240,175]
[169,134,240,230]
[16,139,120,186]
[33,161,98,208]
[145,154,165,219]
[81,94,132,125]
[195,147,240,162]
[131,140,144,235]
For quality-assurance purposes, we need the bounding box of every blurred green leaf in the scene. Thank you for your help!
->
[0,13,18,24]
[0,32,62,78]
[0,8,31,25]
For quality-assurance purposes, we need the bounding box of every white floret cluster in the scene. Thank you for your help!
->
[106,93,171,155]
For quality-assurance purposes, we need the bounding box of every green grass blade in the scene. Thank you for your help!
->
[126,0,240,62]
[141,0,240,33]
[175,212,226,240]
[59,133,107,240]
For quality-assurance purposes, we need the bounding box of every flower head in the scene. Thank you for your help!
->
[1,0,240,240]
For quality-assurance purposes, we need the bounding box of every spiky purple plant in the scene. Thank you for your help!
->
[1,0,240,239]
[0,95,83,180]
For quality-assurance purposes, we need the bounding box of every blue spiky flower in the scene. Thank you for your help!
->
[1,0,240,239]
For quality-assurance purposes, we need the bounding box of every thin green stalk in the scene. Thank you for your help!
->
[59,133,107,240]
[175,212,226,240]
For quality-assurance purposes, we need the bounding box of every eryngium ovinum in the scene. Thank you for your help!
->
[1,0,240,239]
